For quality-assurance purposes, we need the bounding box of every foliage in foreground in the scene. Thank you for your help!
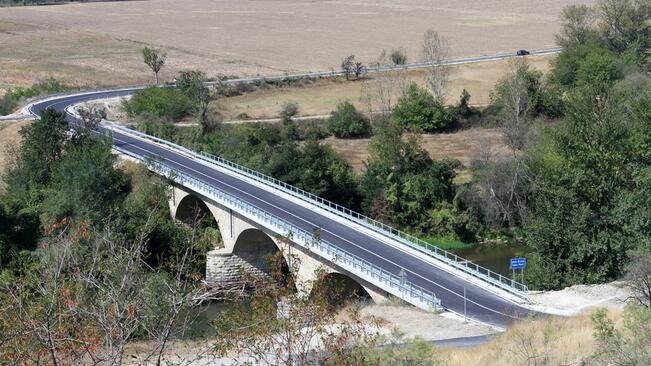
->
[591,305,651,365]
[212,252,443,366]
[0,107,220,364]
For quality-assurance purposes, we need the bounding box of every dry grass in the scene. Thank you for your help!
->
[0,27,149,89]
[0,120,30,193]
[324,128,511,175]
[213,56,552,119]
[0,0,593,89]
[441,309,622,366]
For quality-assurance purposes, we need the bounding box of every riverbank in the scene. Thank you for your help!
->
[122,279,632,364]
[527,281,630,315]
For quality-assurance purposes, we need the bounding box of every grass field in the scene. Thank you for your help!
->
[0,0,593,89]
[323,127,511,174]
[212,56,553,119]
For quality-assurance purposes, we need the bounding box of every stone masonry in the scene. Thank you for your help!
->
[206,248,272,286]
[169,184,390,303]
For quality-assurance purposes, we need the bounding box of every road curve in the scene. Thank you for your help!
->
[22,50,551,328]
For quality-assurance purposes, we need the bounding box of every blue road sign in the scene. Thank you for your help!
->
[510,257,527,270]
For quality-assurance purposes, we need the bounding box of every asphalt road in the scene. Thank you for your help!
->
[28,90,535,329]
[24,51,549,328]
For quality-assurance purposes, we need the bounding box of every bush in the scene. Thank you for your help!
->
[592,305,651,365]
[123,87,193,120]
[0,93,16,116]
[279,101,299,121]
[1,78,69,116]
[326,101,371,138]
[390,48,408,65]
[552,43,626,90]
[391,83,454,132]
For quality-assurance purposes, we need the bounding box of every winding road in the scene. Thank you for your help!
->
[18,49,556,328]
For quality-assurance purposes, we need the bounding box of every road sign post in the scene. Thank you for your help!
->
[510,257,527,287]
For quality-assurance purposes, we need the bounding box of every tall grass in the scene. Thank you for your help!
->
[441,309,622,366]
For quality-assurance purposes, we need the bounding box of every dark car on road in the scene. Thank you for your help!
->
[516,49,530,56]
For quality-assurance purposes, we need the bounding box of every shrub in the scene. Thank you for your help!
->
[391,83,454,132]
[0,93,16,115]
[326,101,371,138]
[390,48,408,65]
[1,78,69,116]
[279,101,299,121]
[452,89,479,119]
[123,87,193,120]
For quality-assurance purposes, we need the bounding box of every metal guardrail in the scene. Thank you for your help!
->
[18,47,561,120]
[22,47,560,123]
[114,145,441,309]
[205,47,562,87]
[108,124,529,298]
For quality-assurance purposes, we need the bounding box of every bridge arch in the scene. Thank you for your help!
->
[174,193,218,228]
[232,228,291,285]
[168,186,389,305]
[311,271,372,307]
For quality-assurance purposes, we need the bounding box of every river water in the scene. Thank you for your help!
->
[185,243,532,338]
[452,242,533,279]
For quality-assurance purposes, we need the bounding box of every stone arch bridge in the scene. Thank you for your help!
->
[169,185,389,303]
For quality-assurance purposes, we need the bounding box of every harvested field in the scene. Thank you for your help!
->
[212,56,553,119]
[0,0,593,88]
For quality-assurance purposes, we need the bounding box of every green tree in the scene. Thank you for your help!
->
[123,87,193,121]
[453,89,479,119]
[41,140,128,223]
[391,83,454,132]
[556,4,597,47]
[598,0,651,57]
[295,139,360,209]
[15,108,68,186]
[361,119,458,233]
[176,70,216,133]
[326,101,371,138]
[0,93,16,116]
[341,55,355,81]
[142,46,167,84]
[209,123,359,208]
[524,86,648,288]
[576,47,624,89]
